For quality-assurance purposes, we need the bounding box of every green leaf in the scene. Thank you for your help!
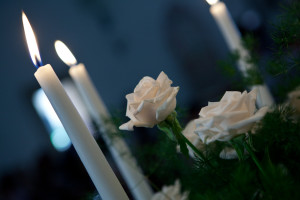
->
[157,120,176,142]
[230,135,246,161]
[230,142,244,161]
[158,111,189,157]
[174,129,189,157]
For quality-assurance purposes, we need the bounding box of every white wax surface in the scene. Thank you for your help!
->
[210,2,250,75]
[210,2,274,107]
[251,85,274,108]
[210,2,241,51]
[34,64,128,200]
[69,64,154,200]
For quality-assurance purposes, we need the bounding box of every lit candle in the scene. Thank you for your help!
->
[207,0,274,107]
[55,40,154,200]
[22,12,128,200]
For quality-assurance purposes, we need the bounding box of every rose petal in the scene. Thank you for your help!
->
[156,87,179,121]
[134,77,156,93]
[151,180,188,200]
[119,121,135,131]
[134,100,158,126]
[135,84,159,102]
[219,147,238,159]
[119,118,157,131]
[153,87,173,104]
[126,102,140,119]
[200,92,245,117]
[228,106,268,131]
[156,71,172,90]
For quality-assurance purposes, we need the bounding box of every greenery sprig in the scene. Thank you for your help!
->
[217,34,264,89]
[266,1,300,101]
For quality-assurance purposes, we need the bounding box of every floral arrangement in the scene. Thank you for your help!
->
[116,71,300,199]
[110,1,300,199]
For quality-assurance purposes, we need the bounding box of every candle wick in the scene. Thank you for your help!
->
[70,63,78,67]
[34,55,43,68]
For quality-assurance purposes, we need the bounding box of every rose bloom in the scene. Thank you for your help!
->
[288,88,300,114]
[151,180,189,200]
[119,71,179,131]
[194,89,268,144]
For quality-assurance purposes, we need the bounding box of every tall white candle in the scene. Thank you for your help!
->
[55,41,154,200]
[207,0,274,107]
[22,12,128,200]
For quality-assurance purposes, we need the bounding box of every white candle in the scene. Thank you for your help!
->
[55,40,154,200]
[22,12,128,200]
[207,0,274,107]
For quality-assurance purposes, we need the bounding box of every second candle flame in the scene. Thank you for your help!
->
[55,40,77,67]
[206,0,219,6]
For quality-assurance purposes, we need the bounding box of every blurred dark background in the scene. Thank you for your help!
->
[0,0,288,199]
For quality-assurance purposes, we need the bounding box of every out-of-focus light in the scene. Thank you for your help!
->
[32,80,93,152]
[50,127,71,152]
[33,88,71,151]
[33,89,62,130]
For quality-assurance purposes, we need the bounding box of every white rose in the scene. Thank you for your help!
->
[151,180,189,200]
[194,89,268,144]
[288,88,300,114]
[182,120,205,158]
[219,147,239,160]
[119,71,179,131]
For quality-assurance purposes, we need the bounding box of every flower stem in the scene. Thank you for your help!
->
[160,112,209,162]
[182,133,206,160]
[243,141,267,178]
[172,115,207,161]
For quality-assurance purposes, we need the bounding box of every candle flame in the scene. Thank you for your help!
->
[54,40,77,67]
[22,12,42,68]
[206,0,219,5]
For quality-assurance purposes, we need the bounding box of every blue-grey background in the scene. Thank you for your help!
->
[0,0,285,198]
